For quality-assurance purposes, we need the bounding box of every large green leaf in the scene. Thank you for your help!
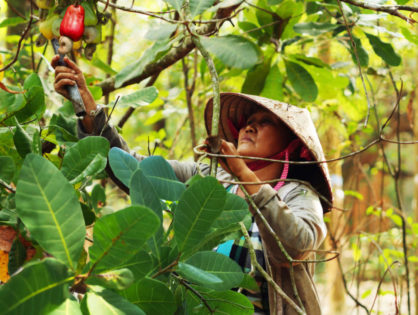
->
[139,156,185,201]
[50,298,82,315]
[13,124,32,158]
[0,89,25,121]
[83,287,145,315]
[108,147,140,188]
[130,168,164,256]
[177,262,224,287]
[121,278,176,315]
[260,64,284,101]
[293,22,337,36]
[183,251,244,290]
[0,155,15,183]
[200,35,260,69]
[185,287,253,314]
[0,258,72,315]
[61,136,110,184]
[130,168,163,218]
[365,33,401,66]
[241,57,272,95]
[284,60,318,102]
[174,176,226,253]
[189,0,217,18]
[16,73,45,122]
[117,250,154,281]
[88,205,160,272]
[212,193,248,229]
[15,154,86,269]
[113,87,159,108]
[115,40,171,88]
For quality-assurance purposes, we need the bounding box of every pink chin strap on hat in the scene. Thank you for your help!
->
[227,118,312,191]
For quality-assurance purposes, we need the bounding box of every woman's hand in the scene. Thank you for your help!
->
[51,55,97,133]
[218,140,249,178]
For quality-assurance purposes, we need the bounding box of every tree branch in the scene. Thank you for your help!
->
[97,4,242,95]
[341,0,417,23]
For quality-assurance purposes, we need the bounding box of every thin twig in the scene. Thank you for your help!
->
[173,274,215,313]
[340,0,417,23]
[240,222,306,315]
[0,16,34,72]
[336,0,372,127]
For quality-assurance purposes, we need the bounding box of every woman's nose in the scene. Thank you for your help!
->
[244,123,256,132]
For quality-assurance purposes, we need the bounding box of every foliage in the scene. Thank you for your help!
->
[0,0,417,314]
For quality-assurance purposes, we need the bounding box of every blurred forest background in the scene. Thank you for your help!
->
[0,0,417,314]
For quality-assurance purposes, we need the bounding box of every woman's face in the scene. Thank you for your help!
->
[237,110,291,158]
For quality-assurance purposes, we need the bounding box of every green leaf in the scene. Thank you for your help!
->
[7,238,26,275]
[200,35,260,69]
[115,40,171,88]
[0,17,26,28]
[88,205,160,272]
[15,154,86,269]
[16,74,45,122]
[0,258,72,314]
[401,27,418,45]
[241,57,272,95]
[108,147,140,188]
[81,203,96,226]
[293,22,337,36]
[117,250,154,281]
[212,193,248,229]
[13,124,32,158]
[139,156,186,201]
[164,0,184,12]
[61,136,110,184]
[239,273,260,292]
[284,60,318,102]
[290,54,331,68]
[0,89,25,121]
[49,298,82,315]
[83,287,145,315]
[182,251,244,290]
[91,184,106,212]
[259,64,284,101]
[87,268,135,291]
[0,156,15,183]
[276,0,304,19]
[185,287,253,315]
[238,21,264,40]
[346,35,369,67]
[365,33,401,66]
[115,87,159,108]
[189,0,217,18]
[174,176,226,253]
[177,262,224,287]
[145,23,177,41]
[121,278,176,315]
[130,168,163,218]
[91,57,118,75]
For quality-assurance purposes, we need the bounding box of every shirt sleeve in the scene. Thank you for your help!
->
[250,183,327,264]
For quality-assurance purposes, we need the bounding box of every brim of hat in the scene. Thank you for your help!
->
[204,92,333,212]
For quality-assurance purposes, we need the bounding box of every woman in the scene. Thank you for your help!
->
[53,56,333,314]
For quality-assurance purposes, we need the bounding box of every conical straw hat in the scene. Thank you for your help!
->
[204,92,333,212]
